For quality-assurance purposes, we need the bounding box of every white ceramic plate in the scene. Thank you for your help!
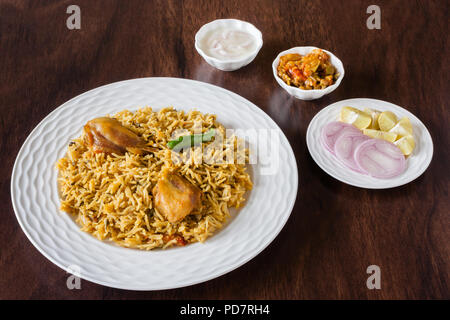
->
[11,77,298,290]
[306,98,433,189]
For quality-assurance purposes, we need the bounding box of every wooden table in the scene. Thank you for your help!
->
[1,0,448,300]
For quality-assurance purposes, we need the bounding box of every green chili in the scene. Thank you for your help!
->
[167,128,216,151]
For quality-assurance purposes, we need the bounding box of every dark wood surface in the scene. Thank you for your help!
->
[0,0,448,300]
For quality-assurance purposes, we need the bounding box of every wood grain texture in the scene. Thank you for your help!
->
[0,0,448,299]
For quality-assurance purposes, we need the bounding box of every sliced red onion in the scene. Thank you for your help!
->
[334,131,370,173]
[354,139,406,179]
[321,122,361,155]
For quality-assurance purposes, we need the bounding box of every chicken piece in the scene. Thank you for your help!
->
[152,171,202,223]
[84,117,155,155]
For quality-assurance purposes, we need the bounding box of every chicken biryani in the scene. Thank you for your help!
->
[56,107,252,250]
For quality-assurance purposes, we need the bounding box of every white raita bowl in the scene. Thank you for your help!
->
[195,19,263,71]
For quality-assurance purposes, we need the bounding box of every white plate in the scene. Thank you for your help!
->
[306,98,433,189]
[11,77,298,290]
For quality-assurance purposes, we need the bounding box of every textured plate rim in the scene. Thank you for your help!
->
[306,98,433,189]
[11,77,299,290]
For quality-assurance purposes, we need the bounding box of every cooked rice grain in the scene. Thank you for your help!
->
[56,107,252,250]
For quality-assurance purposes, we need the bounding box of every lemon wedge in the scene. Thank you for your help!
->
[394,135,415,156]
[389,117,413,139]
[363,108,381,130]
[363,129,397,142]
[378,111,398,131]
[340,106,372,129]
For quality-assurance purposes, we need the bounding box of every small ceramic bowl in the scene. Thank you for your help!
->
[195,19,263,71]
[272,46,345,100]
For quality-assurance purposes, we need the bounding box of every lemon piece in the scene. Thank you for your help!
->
[364,108,381,130]
[378,111,398,131]
[340,106,372,129]
[394,135,415,156]
[389,117,413,139]
[363,129,397,142]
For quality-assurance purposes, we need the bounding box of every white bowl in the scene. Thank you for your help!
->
[195,19,263,71]
[272,46,345,100]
